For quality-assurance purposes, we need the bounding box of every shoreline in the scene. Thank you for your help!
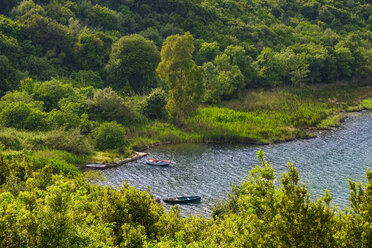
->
[85,110,371,169]
[85,152,148,169]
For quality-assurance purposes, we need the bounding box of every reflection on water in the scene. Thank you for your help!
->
[99,112,372,217]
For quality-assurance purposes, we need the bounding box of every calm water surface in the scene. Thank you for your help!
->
[99,112,372,217]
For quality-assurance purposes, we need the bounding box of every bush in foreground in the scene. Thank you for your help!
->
[0,150,371,247]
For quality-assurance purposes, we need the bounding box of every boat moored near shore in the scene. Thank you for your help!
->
[145,158,171,166]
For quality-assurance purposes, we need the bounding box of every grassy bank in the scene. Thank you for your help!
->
[1,84,371,167]
[132,84,372,148]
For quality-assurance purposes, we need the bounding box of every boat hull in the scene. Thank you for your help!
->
[162,196,201,204]
[145,159,171,166]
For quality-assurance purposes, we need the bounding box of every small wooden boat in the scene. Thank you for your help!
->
[145,158,171,166]
[162,196,201,204]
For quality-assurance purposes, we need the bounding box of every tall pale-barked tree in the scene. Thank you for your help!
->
[156,32,204,126]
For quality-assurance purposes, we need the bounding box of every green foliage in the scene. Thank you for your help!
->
[157,32,204,126]
[141,88,168,120]
[18,12,73,56]
[0,15,23,39]
[0,133,22,150]
[214,53,244,98]
[0,127,93,155]
[87,87,132,124]
[0,55,25,96]
[0,32,22,62]
[73,32,106,70]
[92,122,127,150]
[195,41,220,65]
[0,90,43,111]
[28,150,80,174]
[44,1,75,25]
[254,47,285,87]
[0,147,371,247]
[70,70,104,88]
[33,79,75,112]
[202,62,224,104]
[41,128,93,155]
[106,34,160,93]
[335,46,354,79]
[0,102,48,131]
[21,55,63,81]
[47,109,81,130]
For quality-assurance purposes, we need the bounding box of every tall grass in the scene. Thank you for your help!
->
[0,127,93,155]
[126,84,372,147]
[127,122,201,151]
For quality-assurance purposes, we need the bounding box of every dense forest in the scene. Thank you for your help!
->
[0,0,372,247]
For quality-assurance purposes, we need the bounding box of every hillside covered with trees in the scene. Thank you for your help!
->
[1,0,372,151]
[2,0,372,94]
[0,0,372,247]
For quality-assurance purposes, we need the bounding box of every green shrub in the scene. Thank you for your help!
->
[47,109,81,130]
[92,122,127,150]
[141,88,167,120]
[0,90,43,111]
[0,102,48,131]
[43,128,93,155]
[33,79,76,111]
[29,150,80,174]
[88,87,131,124]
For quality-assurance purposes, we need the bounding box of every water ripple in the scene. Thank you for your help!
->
[99,112,372,217]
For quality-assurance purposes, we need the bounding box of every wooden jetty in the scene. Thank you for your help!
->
[86,152,148,169]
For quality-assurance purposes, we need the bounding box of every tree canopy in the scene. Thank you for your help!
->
[157,32,204,126]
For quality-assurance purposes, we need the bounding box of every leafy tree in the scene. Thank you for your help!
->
[335,46,354,79]
[33,79,76,112]
[156,32,204,126]
[21,55,65,80]
[141,88,168,120]
[73,32,106,70]
[0,90,43,111]
[214,53,244,98]
[47,109,81,130]
[254,47,285,87]
[277,49,310,87]
[139,27,163,48]
[0,32,22,64]
[11,0,46,20]
[0,55,25,96]
[202,62,224,104]
[92,121,127,150]
[0,102,48,130]
[224,45,254,86]
[341,169,372,247]
[106,34,160,93]
[298,43,329,84]
[43,1,75,25]
[195,41,220,65]
[86,4,126,32]
[17,12,73,58]
[0,15,23,39]
[87,87,132,124]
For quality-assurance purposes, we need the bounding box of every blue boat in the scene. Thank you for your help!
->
[145,158,171,166]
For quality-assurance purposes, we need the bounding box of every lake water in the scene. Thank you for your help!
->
[99,112,372,217]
